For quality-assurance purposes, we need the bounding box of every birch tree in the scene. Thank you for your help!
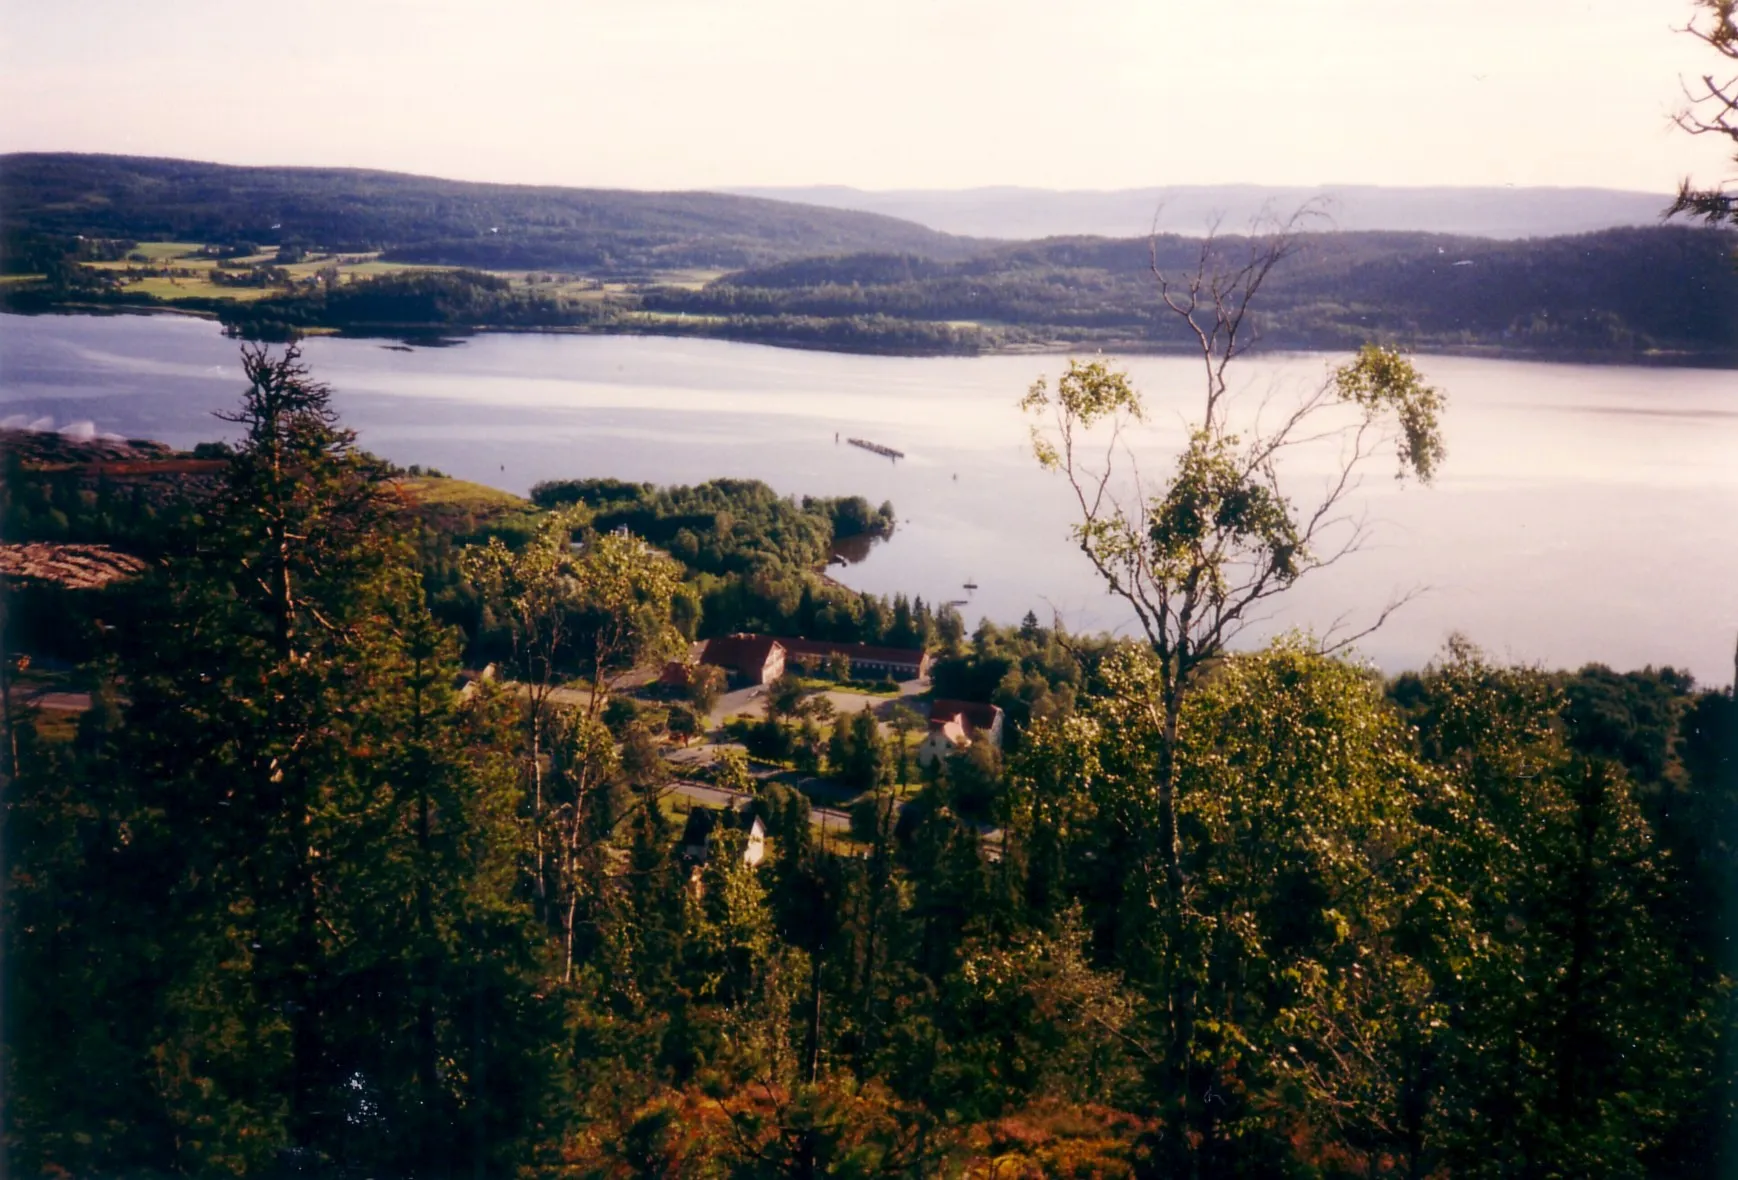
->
[1020,216,1446,1172]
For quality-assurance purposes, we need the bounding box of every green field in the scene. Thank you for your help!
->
[39,239,732,318]
[124,275,278,301]
[128,241,204,262]
[64,242,722,309]
[396,475,529,513]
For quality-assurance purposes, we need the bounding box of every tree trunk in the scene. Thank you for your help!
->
[564,887,580,984]
[1156,685,1198,1179]
[806,950,824,1086]
[857,792,890,1055]
[288,814,323,1152]
[413,670,441,1173]
[529,698,548,927]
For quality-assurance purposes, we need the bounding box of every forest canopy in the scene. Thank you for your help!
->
[3,346,1734,1178]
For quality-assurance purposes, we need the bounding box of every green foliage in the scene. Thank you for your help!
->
[216,267,618,341]
[713,744,754,794]
[666,701,702,743]
[7,346,1733,1178]
[646,226,1738,358]
[4,346,564,1176]
[1333,344,1448,481]
[464,504,684,695]
[529,476,892,580]
[1397,642,1720,1177]
[825,707,890,793]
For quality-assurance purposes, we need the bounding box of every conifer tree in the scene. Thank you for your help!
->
[36,345,564,1175]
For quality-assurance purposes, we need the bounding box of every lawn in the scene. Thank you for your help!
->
[124,275,277,302]
[791,676,902,697]
[395,475,529,512]
[128,241,204,262]
[48,241,672,311]
[649,268,727,290]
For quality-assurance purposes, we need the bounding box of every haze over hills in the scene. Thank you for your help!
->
[724,184,1679,241]
[3,152,1730,363]
[0,153,981,273]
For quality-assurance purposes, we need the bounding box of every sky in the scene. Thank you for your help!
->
[0,0,1730,194]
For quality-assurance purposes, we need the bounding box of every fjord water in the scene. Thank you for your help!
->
[3,311,1734,685]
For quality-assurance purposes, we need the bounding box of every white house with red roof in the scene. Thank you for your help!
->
[917,698,1005,766]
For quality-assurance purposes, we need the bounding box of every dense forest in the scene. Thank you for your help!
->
[3,346,1734,1178]
[643,226,1738,358]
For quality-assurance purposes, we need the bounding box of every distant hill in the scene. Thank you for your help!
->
[0,153,981,274]
[643,225,1738,359]
[724,184,1679,242]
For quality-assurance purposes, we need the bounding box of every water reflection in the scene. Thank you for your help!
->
[829,532,885,565]
[3,313,1735,684]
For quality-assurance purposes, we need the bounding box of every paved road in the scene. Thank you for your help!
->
[666,778,853,834]
[707,676,929,732]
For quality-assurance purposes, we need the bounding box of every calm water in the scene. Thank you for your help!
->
[3,311,1735,685]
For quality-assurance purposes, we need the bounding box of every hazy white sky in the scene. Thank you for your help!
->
[0,0,1729,193]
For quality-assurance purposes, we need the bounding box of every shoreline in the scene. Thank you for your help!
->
[5,299,1736,370]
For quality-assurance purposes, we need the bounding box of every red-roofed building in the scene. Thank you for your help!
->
[698,634,786,686]
[776,637,931,681]
[917,698,1005,766]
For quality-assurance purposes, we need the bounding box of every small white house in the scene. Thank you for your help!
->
[917,699,1005,767]
[917,716,972,767]
[680,806,765,866]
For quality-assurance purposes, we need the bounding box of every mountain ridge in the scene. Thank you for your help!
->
[723,183,1678,242]
[0,152,985,273]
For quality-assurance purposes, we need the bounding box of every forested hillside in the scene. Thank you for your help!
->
[3,154,1731,361]
[0,153,980,273]
[4,346,1735,1178]
[646,225,1738,357]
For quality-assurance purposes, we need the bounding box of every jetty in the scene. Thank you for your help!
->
[847,437,904,460]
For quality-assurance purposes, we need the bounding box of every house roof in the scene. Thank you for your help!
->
[777,637,929,668]
[681,807,720,848]
[929,698,1002,735]
[925,717,970,747]
[699,633,783,673]
[681,804,763,855]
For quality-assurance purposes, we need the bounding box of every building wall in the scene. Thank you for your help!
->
[761,646,786,685]
[917,728,965,767]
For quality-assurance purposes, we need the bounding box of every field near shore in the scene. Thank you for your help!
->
[77,243,718,306]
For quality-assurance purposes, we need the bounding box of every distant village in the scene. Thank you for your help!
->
[669,631,1003,765]
[650,631,1007,863]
